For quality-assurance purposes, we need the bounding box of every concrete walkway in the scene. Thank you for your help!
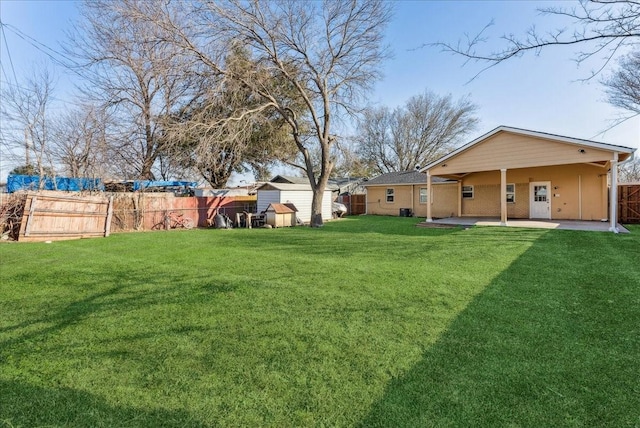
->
[421,217,629,233]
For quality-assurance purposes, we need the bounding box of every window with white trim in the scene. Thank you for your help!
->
[419,188,428,204]
[386,188,394,203]
[462,185,474,199]
[506,183,515,203]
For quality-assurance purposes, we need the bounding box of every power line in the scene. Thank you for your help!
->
[0,24,19,86]
[0,21,84,78]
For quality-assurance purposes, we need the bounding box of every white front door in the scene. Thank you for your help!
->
[530,182,551,219]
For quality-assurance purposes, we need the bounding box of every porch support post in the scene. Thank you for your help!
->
[609,152,619,233]
[500,168,507,226]
[457,181,462,217]
[426,171,433,222]
[411,184,415,215]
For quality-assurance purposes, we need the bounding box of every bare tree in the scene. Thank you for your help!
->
[330,141,377,179]
[619,159,640,182]
[603,49,640,182]
[150,0,392,226]
[67,0,197,180]
[356,91,478,175]
[603,50,640,114]
[0,68,57,183]
[50,103,112,179]
[438,1,639,79]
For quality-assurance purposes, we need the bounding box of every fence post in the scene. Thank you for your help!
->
[23,195,38,237]
[105,196,114,237]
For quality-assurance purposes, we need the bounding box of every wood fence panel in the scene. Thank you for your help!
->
[337,194,366,216]
[618,184,640,224]
[109,193,257,231]
[17,192,111,242]
[348,194,366,215]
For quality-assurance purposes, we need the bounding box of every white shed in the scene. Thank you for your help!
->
[256,183,333,224]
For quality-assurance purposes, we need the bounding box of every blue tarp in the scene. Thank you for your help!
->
[7,174,105,193]
[132,180,197,191]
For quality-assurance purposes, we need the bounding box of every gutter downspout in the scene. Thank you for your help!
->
[617,150,636,170]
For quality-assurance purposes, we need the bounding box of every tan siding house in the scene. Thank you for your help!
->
[363,171,458,218]
[421,126,636,232]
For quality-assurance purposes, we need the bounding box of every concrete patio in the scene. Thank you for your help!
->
[420,217,630,233]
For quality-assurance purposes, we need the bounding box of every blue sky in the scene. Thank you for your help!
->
[1,0,638,182]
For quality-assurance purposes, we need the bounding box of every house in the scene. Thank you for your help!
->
[363,171,457,218]
[256,182,332,224]
[420,126,636,232]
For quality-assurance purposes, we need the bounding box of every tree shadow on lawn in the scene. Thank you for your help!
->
[0,379,208,428]
[359,231,640,427]
[0,268,233,355]
[0,270,242,426]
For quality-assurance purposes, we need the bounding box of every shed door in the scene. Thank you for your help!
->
[530,182,551,219]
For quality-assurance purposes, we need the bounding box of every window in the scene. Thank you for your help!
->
[419,188,428,204]
[506,183,515,203]
[386,188,394,203]
[534,185,548,202]
[462,185,474,199]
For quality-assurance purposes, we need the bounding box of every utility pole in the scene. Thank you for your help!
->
[24,127,30,167]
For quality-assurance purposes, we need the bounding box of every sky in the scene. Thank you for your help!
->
[1,0,638,184]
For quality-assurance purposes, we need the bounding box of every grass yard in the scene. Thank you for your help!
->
[0,216,638,427]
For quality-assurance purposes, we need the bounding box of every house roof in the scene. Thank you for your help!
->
[328,177,367,194]
[270,175,309,185]
[257,182,312,191]
[257,182,334,192]
[363,170,453,186]
[265,203,295,213]
[421,126,636,172]
[270,175,339,190]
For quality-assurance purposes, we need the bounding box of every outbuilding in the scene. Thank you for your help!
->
[256,182,333,224]
[264,203,297,227]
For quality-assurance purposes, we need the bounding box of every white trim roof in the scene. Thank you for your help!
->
[421,126,636,172]
[363,170,453,186]
[257,182,313,191]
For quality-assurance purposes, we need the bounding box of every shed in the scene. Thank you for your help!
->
[265,203,296,227]
[256,182,332,224]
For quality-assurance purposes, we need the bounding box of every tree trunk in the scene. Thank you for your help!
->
[310,187,324,227]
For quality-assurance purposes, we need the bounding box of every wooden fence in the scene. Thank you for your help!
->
[17,192,112,242]
[337,194,366,216]
[0,191,258,241]
[109,193,257,231]
[618,184,640,224]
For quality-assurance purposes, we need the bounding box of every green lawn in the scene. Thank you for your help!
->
[1,216,638,427]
